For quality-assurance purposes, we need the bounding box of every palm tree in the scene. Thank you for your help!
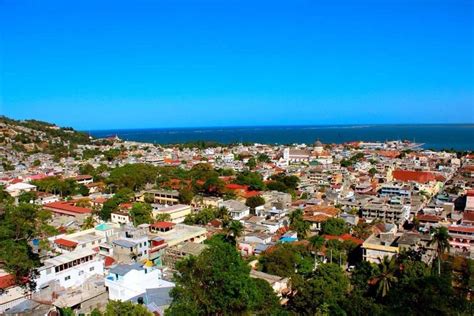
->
[82,215,97,229]
[288,209,310,239]
[370,256,398,298]
[225,220,244,244]
[428,226,451,275]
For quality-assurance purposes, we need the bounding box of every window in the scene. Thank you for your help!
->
[90,267,95,272]
[46,268,52,275]
[65,276,71,281]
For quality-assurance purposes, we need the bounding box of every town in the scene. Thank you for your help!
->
[0,116,473,315]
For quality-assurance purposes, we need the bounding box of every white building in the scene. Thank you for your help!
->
[5,182,36,197]
[152,204,192,224]
[220,200,250,220]
[36,249,104,290]
[105,262,174,301]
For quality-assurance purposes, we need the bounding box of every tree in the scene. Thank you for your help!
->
[246,157,257,169]
[82,215,97,229]
[155,213,172,222]
[245,195,265,212]
[225,220,244,244]
[368,167,377,177]
[288,209,310,239]
[308,235,325,252]
[288,263,349,314]
[77,184,90,196]
[103,300,153,316]
[106,163,158,191]
[0,203,56,291]
[167,239,283,315]
[257,153,271,163]
[130,202,153,226]
[321,218,348,236]
[428,226,451,275]
[178,187,194,204]
[370,256,398,298]
[18,191,36,204]
[259,243,313,278]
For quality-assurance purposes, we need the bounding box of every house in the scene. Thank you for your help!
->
[302,205,339,231]
[448,225,474,255]
[5,182,36,197]
[149,222,207,247]
[0,271,28,314]
[220,199,250,220]
[138,190,179,205]
[163,242,208,269]
[75,175,94,185]
[111,229,149,264]
[250,270,289,298]
[35,249,104,290]
[43,201,93,220]
[152,204,192,224]
[105,262,174,301]
[362,231,400,263]
[111,211,132,225]
[51,224,116,254]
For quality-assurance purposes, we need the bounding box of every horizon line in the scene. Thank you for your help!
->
[83,122,474,132]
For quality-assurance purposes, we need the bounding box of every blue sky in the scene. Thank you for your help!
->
[1,0,473,130]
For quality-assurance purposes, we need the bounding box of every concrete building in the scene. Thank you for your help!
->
[105,262,174,301]
[149,222,207,247]
[36,249,104,290]
[220,199,250,220]
[362,232,400,263]
[152,204,192,224]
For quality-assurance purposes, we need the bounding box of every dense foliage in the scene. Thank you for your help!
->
[166,238,283,315]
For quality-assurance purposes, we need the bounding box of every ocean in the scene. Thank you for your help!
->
[89,124,474,150]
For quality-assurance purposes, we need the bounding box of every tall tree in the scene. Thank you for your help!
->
[428,226,451,275]
[167,239,283,315]
[130,202,153,226]
[289,209,310,239]
[370,256,398,298]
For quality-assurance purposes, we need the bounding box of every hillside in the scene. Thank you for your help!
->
[0,115,92,155]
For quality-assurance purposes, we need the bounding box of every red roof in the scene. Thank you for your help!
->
[104,256,116,268]
[54,238,78,248]
[151,221,175,229]
[467,190,474,197]
[322,233,364,245]
[448,226,474,233]
[417,214,442,222]
[44,201,92,215]
[463,211,474,223]
[392,170,436,184]
[0,274,15,289]
[75,175,93,181]
[225,183,248,191]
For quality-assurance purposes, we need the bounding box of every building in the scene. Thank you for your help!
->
[36,249,104,290]
[111,229,149,264]
[0,271,27,314]
[105,262,174,301]
[362,232,400,263]
[152,204,192,224]
[220,199,250,220]
[111,211,132,225]
[448,225,474,256]
[361,200,410,225]
[139,190,179,205]
[5,182,36,197]
[249,270,289,298]
[163,242,208,269]
[43,201,92,220]
[379,184,411,198]
[149,222,207,247]
[302,205,339,231]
